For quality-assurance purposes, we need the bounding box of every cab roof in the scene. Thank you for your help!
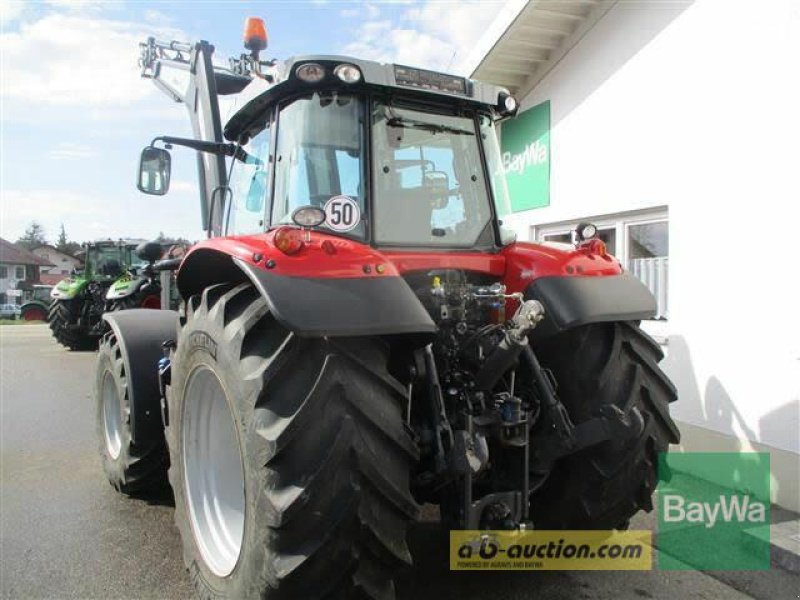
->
[83,239,148,248]
[224,55,511,142]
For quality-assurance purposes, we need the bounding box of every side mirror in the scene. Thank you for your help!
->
[137,146,171,195]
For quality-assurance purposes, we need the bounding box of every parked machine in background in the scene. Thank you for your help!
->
[49,239,180,350]
[94,18,679,599]
[18,284,53,321]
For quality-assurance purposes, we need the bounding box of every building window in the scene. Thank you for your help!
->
[0,266,7,279]
[15,266,25,280]
[533,208,669,320]
[626,220,668,319]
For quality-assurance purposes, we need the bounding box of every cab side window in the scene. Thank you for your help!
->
[226,127,271,236]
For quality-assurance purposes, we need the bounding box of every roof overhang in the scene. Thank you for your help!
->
[466,0,616,98]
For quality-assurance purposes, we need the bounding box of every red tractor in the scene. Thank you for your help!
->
[95,19,678,599]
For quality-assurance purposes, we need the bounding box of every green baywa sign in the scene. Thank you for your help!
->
[501,100,550,212]
[657,452,771,570]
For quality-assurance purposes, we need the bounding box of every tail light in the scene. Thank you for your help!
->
[273,227,304,255]
[582,238,608,257]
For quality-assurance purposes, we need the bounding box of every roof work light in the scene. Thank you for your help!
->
[576,222,598,241]
[334,64,362,83]
[498,91,518,117]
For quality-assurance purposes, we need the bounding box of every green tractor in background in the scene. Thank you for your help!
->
[49,240,166,350]
[19,284,53,322]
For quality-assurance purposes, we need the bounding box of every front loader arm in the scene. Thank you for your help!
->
[139,38,251,235]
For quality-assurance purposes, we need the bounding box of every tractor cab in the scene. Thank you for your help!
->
[137,23,518,249]
[223,59,517,249]
[82,240,142,280]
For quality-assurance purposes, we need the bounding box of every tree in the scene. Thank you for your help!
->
[16,222,47,250]
[154,232,192,245]
[55,224,81,257]
[56,224,68,249]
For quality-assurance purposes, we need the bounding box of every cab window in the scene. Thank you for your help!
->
[226,126,271,236]
[272,93,365,237]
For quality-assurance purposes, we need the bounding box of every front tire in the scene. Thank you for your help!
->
[530,321,680,529]
[48,299,95,350]
[167,283,419,599]
[94,331,168,494]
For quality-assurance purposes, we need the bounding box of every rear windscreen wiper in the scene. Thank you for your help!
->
[386,116,474,136]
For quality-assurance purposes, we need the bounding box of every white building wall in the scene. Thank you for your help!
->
[0,263,26,300]
[506,0,800,506]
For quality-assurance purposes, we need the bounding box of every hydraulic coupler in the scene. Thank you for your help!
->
[474,300,545,391]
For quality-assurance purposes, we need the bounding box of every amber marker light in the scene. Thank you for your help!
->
[273,227,304,255]
[584,238,608,257]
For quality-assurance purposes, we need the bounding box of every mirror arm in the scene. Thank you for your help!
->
[150,136,260,165]
[150,136,237,157]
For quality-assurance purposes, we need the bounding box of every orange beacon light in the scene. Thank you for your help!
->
[243,17,267,56]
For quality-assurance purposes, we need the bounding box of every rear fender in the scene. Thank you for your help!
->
[102,309,178,443]
[176,235,437,338]
[501,242,656,339]
[20,300,49,312]
[19,300,49,320]
[526,274,657,339]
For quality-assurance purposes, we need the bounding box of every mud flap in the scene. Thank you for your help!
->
[102,310,178,443]
[233,257,437,338]
[526,273,657,339]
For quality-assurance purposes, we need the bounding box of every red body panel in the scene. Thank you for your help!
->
[182,230,623,289]
[500,241,621,295]
[188,231,402,278]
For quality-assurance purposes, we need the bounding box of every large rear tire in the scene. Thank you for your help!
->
[48,299,95,350]
[530,321,680,529]
[167,283,419,599]
[94,330,168,494]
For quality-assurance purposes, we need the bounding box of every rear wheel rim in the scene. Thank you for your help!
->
[23,308,46,321]
[102,370,123,459]
[182,365,245,577]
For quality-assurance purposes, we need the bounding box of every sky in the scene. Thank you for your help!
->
[0,0,506,245]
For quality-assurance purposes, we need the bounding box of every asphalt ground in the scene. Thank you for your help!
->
[1,324,796,599]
